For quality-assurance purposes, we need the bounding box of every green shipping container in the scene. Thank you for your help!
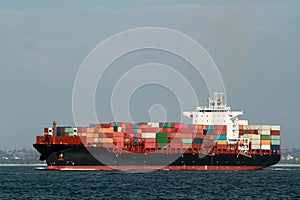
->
[270,135,280,140]
[271,140,280,145]
[156,137,168,143]
[182,138,193,144]
[156,132,168,138]
[261,135,271,140]
[65,128,73,133]
[163,122,172,128]
[242,130,247,135]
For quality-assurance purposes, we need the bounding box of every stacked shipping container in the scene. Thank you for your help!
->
[40,122,280,154]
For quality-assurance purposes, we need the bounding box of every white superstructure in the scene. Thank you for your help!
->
[183,92,246,141]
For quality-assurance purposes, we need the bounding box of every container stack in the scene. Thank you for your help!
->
[238,125,280,151]
[41,122,279,153]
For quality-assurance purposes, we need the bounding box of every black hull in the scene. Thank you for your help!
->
[33,144,280,170]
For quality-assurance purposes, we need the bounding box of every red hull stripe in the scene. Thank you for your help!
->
[48,165,265,171]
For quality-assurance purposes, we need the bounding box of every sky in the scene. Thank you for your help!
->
[0,1,299,150]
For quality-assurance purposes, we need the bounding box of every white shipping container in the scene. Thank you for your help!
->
[261,144,271,150]
[243,125,251,130]
[94,138,98,143]
[251,140,261,145]
[238,120,248,125]
[271,125,280,131]
[258,129,270,135]
[148,122,159,128]
[117,127,122,132]
[261,125,272,130]
[142,133,156,138]
[249,125,261,130]
[251,144,261,149]
[241,134,261,140]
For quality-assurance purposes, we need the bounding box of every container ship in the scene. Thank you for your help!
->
[33,93,280,170]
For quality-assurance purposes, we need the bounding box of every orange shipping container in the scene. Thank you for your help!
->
[87,133,94,138]
[217,140,227,145]
[182,143,192,149]
[87,128,95,133]
[100,138,113,143]
[101,128,113,133]
[261,140,271,145]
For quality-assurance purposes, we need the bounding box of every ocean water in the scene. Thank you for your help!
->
[0,166,299,199]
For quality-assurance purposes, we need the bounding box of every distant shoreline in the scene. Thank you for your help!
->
[0,164,47,167]
[274,164,300,167]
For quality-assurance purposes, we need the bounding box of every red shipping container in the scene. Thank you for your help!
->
[181,133,193,138]
[271,130,280,135]
[145,143,156,148]
[161,128,172,132]
[104,133,113,138]
[176,123,188,129]
[115,142,124,148]
[203,135,211,140]
[216,144,227,150]
[114,138,124,143]
[178,129,193,134]
[169,138,182,144]
[142,128,158,132]
[169,143,182,148]
[173,128,179,133]
[100,124,111,128]
[192,143,202,148]
[220,130,227,135]
[134,133,142,138]
[144,138,156,143]
[113,132,124,138]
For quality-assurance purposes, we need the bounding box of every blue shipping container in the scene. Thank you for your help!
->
[272,145,280,151]
[193,138,203,144]
[134,123,138,129]
[133,138,138,142]
[159,122,164,128]
[113,122,118,127]
[206,125,214,130]
[89,123,94,128]
[214,135,227,140]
